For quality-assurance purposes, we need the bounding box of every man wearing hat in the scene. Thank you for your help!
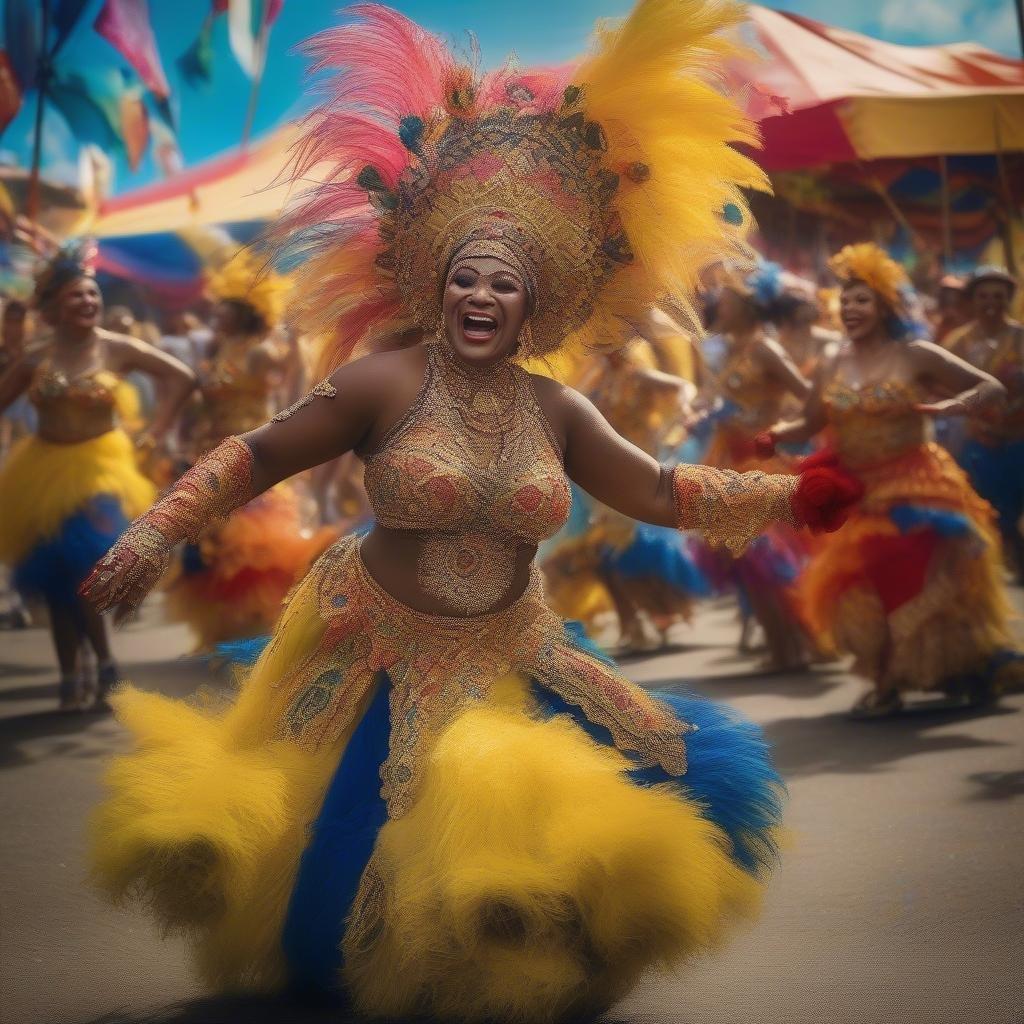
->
[946,266,1024,580]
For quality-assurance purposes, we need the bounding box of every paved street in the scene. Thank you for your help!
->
[2,593,1022,1024]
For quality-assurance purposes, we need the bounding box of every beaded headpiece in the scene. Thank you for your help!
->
[206,246,291,329]
[33,239,98,311]
[277,0,767,371]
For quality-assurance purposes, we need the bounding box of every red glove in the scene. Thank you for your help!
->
[791,449,864,533]
[753,430,777,460]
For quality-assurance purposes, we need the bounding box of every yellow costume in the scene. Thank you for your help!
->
[167,255,330,648]
[0,359,154,604]
[85,3,837,1020]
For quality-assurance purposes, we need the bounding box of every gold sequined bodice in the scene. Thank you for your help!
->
[196,339,275,450]
[719,342,788,430]
[362,342,571,614]
[824,378,931,468]
[592,350,676,456]
[29,361,119,444]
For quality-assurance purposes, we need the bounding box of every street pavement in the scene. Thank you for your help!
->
[2,592,1022,1024]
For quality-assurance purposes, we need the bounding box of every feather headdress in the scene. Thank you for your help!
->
[277,0,767,373]
[206,246,291,329]
[33,239,98,311]
[828,243,908,311]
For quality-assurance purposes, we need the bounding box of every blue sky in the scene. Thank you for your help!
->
[1,0,1021,195]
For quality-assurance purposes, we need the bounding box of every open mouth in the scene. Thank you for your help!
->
[462,312,498,343]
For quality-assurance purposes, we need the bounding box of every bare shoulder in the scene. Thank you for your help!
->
[334,342,428,394]
[906,338,944,361]
[331,343,431,446]
[100,329,148,363]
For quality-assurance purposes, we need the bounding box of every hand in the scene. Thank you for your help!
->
[914,398,968,417]
[753,430,777,459]
[79,523,171,626]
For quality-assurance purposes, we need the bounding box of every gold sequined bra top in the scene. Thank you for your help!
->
[720,343,787,428]
[197,343,274,449]
[29,359,120,444]
[824,378,931,468]
[362,341,572,614]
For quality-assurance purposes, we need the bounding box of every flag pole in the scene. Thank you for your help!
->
[27,0,53,224]
[241,11,271,150]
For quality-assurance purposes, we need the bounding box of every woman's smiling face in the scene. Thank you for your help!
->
[442,255,529,365]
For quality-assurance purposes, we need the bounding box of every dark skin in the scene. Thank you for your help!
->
[971,279,1014,337]
[772,281,1005,706]
[713,286,812,401]
[0,277,195,701]
[86,255,688,621]
[772,282,1005,447]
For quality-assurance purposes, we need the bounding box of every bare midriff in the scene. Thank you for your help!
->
[358,526,539,617]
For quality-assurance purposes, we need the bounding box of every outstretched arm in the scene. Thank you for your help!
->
[559,383,857,556]
[81,349,407,620]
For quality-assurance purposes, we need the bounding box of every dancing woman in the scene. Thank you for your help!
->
[167,248,332,647]
[0,243,194,709]
[546,340,709,652]
[700,261,817,669]
[943,266,1024,581]
[83,3,858,1019]
[763,244,1021,716]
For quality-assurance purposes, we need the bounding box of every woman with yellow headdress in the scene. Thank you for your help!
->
[165,247,332,648]
[763,243,1023,717]
[0,241,194,710]
[81,3,861,1019]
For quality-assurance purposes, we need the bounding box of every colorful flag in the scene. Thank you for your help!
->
[0,53,22,133]
[52,0,92,54]
[118,86,150,171]
[2,0,39,93]
[227,0,283,79]
[94,0,171,100]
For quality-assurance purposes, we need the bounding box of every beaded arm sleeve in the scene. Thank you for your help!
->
[672,464,798,556]
[80,437,255,617]
[673,455,863,556]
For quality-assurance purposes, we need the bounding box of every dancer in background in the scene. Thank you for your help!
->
[166,248,332,648]
[0,242,194,709]
[700,261,816,670]
[773,273,841,381]
[943,266,1024,581]
[545,337,709,652]
[83,3,859,1019]
[765,244,1022,716]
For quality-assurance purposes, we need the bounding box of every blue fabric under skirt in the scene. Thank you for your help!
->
[13,493,130,605]
[280,621,783,995]
[958,438,1024,537]
[600,523,711,598]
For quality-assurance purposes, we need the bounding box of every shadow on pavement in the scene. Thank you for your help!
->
[76,995,358,1024]
[642,669,843,701]
[963,768,1024,801]
[75,996,637,1024]
[0,706,114,768]
[765,703,1017,778]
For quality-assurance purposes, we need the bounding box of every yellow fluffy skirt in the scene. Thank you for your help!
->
[0,430,155,565]
[92,574,768,1021]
